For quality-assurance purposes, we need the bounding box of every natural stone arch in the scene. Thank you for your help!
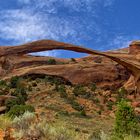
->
[0,39,140,93]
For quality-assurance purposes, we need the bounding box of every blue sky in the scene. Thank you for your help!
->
[0,0,140,58]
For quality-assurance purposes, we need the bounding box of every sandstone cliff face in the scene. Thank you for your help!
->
[2,55,129,89]
[0,39,140,92]
[129,41,140,54]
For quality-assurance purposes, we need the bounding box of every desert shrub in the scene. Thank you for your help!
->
[47,58,56,65]
[12,87,28,101]
[45,75,65,85]
[32,81,37,87]
[90,83,97,92]
[0,80,7,86]
[114,100,140,138]
[73,85,92,99]
[9,76,20,88]
[12,112,84,140]
[73,85,86,97]
[0,86,10,95]
[58,85,67,98]
[5,97,25,111]
[28,85,32,91]
[70,58,76,62]
[107,101,114,110]
[97,110,102,115]
[70,100,84,111]
[57,61,65,65]
[8,105,35,118]
[92,97,100,104]
[0,115,11,130]
[12,111,35,130]
[117,87,128,102]
[94,56,102,63]
[36,78,42,83]
[80,109,87,116]
[58,110,69,116]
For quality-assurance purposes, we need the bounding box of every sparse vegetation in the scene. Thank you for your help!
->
[107,101,114,110]
[5,98,25,111]
[90,83,97,92]
[113,100,140,139]
[9,76,20,88]
[32,81,37,87]
[73,85,86,96]
[8,105,35,118]
[116,87,128,102]
[58,85,68,98]
[11,112,86,140]
[47,58,56,65]
[0,80,7,86]
[70,100,84,111]
[94,56,102,63]
[0,74,139,140]
[70,58,76,62]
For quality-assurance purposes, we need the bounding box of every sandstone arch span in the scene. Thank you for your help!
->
[0,39,140,92]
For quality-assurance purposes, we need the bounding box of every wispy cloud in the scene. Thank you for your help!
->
[0,0,116,56]
[0,9,78,44]
[106,35,140,51]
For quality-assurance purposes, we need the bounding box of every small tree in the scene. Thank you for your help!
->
[8,105,35,118]
[58,85,67,98]
[47,59,56,65]
[114,100,140,138]
[10,76,20,88]
[90,83,97,92]
[73,85,85,97]
[117,87,128,102]
[0,80,7,86]
[70,58,76,63]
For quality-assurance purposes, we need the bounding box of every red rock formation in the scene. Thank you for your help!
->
[0,39,140,92]
[129,40,140,54]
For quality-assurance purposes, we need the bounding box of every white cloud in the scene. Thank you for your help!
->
[17,0,115,13]
[0,9,77,43]
[107,35,139,50]
[103,0,115,7]
[0,0,116,56]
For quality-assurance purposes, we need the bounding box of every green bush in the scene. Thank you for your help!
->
[5,97,25,111]
[8,105,35,118]
[10,76,20,88]
[0,80,7,86]
[73,85,86,97]
[11,87,28,102]
[117,87,128,102]
[70,58,76,62]
[70,101,84,111]
[6,87,27,111]
[80,109,86,116]
[94,57,102,63]
[45,75,65,85]
[90,83,97,92]
[97,110,102,115]
[58,85,67,98]
[91,97,100,104]
[47,59,56,65]
[114,100,140,138]
[107,101,114,110]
